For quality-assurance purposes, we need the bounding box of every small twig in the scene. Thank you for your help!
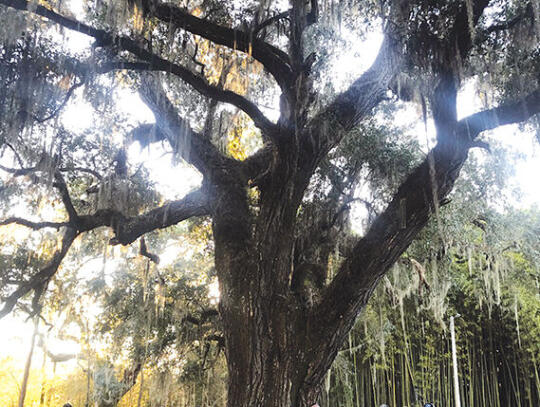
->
[470,140,491,152]
[19,304,54,329]
[3,142,25,167]
[53,171,79,223]
[35,80,85,124]
[191,40,206,76]
[253,10,291,37]
[139,236,160,264]
[0,217,68,230]
[59,166,103,180]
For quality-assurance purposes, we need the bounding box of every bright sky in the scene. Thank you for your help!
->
[1,0,539,380]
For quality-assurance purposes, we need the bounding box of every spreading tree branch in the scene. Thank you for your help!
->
[137,75,245,174]
[152,2,293,90]
[0,0,277,135]
[0,218,68,230]
[306,86,540,384]
[300,34,403,167]
[35,80,85,123]
[321,35,402,131]
[78,187,210,245]
[0,189,209,318]
[0,162,102,181]
[0,227,78,319]
[96,60,276,135]
[0,163,36,177]
[459,89,540,138]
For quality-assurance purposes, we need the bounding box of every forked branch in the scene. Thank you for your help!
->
[138,76,240,174]
[307,88,540,380]
[0,186,209,319]
[0,0,277,135]
[152,2,293,90]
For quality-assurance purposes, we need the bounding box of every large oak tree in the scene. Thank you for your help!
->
[0,0,539,406]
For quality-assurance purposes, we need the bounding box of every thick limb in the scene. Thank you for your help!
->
[0,0,277,135]
[306,87,540,390]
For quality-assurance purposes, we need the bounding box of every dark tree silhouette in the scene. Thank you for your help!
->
[0,1,538,406]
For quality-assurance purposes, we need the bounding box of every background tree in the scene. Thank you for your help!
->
[0,1,539,406]
[326,153,540,407]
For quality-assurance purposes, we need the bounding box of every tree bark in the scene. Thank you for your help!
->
[1,2,539,407]
[212,84,474,407]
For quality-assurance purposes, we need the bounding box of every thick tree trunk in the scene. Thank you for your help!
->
[217,256,332,407]
[211,106,473,406]
[0,2,538,407]
[217,250,325,407]
[211,153,330,407]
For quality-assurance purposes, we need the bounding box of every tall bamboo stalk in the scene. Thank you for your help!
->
[18,317,39,407]
[450,316,461,407]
